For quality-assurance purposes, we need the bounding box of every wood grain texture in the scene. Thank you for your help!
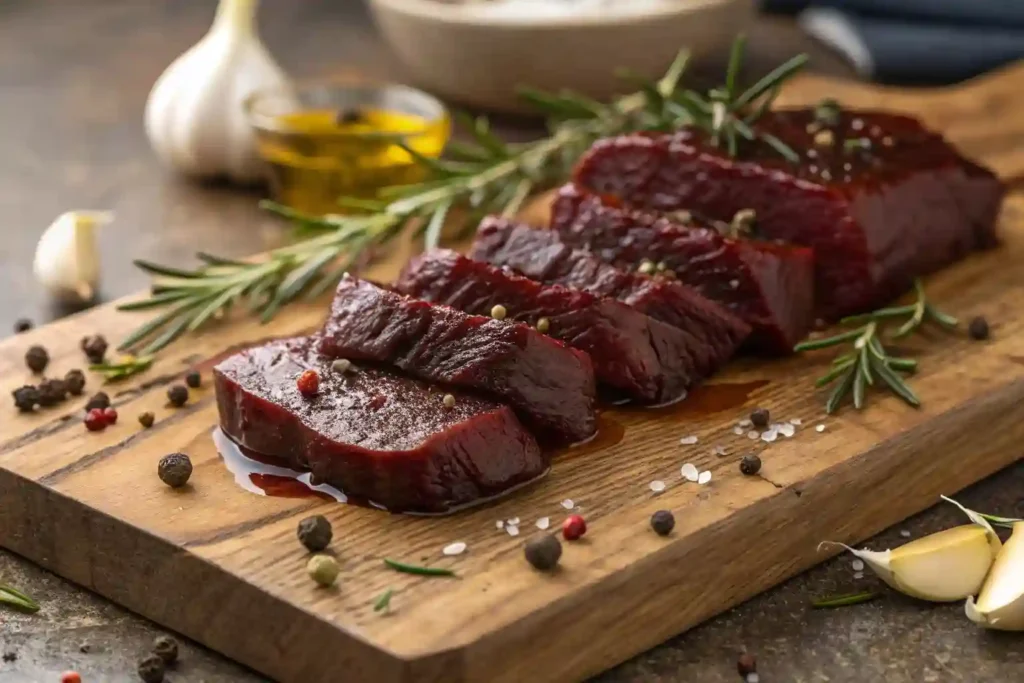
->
[3,64,1024,683]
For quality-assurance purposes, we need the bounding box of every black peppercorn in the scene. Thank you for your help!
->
[297,515,333,552]
[36,378,67,407]
[737,652,757,676]
[138,412,155,429]
[80,335,108,363]
[185,370,202,388]
[650,510,675,536]
[84,391,111,412]
[152,635,178,665]
[968,316,990,341]
[750,407,770,429]
[740,454,762,476]
[167,385,189,407]
[524,534,562,571]
[14,318,32,334]
[64,369,87,396]
[137,653,166,683]
[25,345,49,373]
[158,453,192,488]
[12,385,40,412]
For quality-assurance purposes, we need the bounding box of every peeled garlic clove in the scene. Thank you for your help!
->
[965,522,1024,631]
[33,211,111,304]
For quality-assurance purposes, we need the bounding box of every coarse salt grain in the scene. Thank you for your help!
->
[697,470,712,485]
[900,530,912,538]
[536,517,550,530]
[561,499,575,510]
[507,517,520,526]
[761,429,778,443]
[506,525,520,537]
[747,430,759,440]
[778,423,795,438]
[680,435,699,445]
[649,480,666,493]
[495,520,504,529]
[854,572,865,580]
[729,279,740,289]
[816,424,826,433]
[733,426,745,436]
[443,542,467,556]
[747,674,760,683]
[790,418,802,425]
[681,463,699,482]
[852,559,865,571]
[713,445,728,456]
[739,418,753,428]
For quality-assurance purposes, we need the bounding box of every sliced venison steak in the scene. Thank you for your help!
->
[320,275,597,444]
[396,249,712,404]
[214,336,546,514]
[550,184,815,354]
[470,216,750,376]
[572,110,1005,319]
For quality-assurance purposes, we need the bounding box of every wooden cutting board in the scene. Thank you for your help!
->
[2,63,1024,683]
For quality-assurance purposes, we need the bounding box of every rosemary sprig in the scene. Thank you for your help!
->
[382,558,457,577]
[795,279,958,414]
[0,583,40,613]
[670,33,808,162]
[374,588,394,613]
[811,591,879,609]
[90,355,154,382]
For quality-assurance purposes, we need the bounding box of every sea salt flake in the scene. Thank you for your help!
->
[506,524,520,537]
[713,445,728,456]
[778,423,796,438]
[733,426,745,436]
[649,480,666,493]
[443,541,467,556]
[790,418,803,425]
[900,529,912,538]
[739,418,753,428]
[506,517,520,526]
[679,435,699,445]
[535,517,550,530]
[816,424,826,433]
[851,559,865,571]
[681,463,699,482]
[747,430,759,440]
[729,279,740,289]
[697,470,712,485]
[761,429,778,443]
[854,571,865,580]
[495,520,505,529]
[747,674,760,683]
[560,499,575,510]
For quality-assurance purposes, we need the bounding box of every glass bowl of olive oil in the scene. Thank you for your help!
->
[246,81,451,215]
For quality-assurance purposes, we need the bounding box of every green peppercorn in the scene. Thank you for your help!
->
[524,534,562,571]
[25,345,49,373]
[137,653,165,683]
[158,453,192,488]
[297,515,333,552]
[307,554,339,587]
[152,635,178,665]
[63,369,86,396]
[185,370,201,388]
[650,510,675,536]
[167,385,189,407]
[138,412,155,429]
[740,454,762,476]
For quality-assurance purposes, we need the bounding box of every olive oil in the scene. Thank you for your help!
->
[254,107,450,215]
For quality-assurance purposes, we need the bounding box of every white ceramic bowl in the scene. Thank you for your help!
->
[369,0,755,113]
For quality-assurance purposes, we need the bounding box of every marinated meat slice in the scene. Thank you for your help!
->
[550,184,815,354]
[396,249,707,404]
[319,275,597,445]
[214,336,546,514]
[572,109,1005,319]
[470,216,750,376]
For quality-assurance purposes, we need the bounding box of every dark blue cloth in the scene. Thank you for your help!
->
[760,0,1024,83]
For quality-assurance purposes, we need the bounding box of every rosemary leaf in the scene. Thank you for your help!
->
[826,368,857,414]
[423,201,452,250]
[374,588,394,613]
[383,558,457,577]
[794,328,864,352]
[852,362,867,409]
[0,583,40,613]
[733,53,810,110]
[812,591,879,609]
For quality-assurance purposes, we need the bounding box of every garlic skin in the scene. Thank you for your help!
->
[820,510,1001,603]
[33,211,111,304]
[144,0,290,184]
[966,522,1024,631]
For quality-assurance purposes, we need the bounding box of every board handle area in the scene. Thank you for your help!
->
[781,60,1024,183]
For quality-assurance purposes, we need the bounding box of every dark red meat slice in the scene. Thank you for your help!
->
[213,336,545,514]
[572,109,1005,319]
[395,249,701,404]
[470,216,750,377]
[319,275,597,445]
[549,184,815,354]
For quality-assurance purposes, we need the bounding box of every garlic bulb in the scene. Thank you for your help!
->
[144,0,290,184]
[820,508,1001,603]
[33,211,111,304]
[966,522,1024,631]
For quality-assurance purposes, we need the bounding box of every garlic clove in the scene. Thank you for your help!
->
[965,522,1024,631]
[33,211,111,304]
[144,0,292,185]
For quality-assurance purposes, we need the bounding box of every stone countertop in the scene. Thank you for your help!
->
[1,1,1022,681]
